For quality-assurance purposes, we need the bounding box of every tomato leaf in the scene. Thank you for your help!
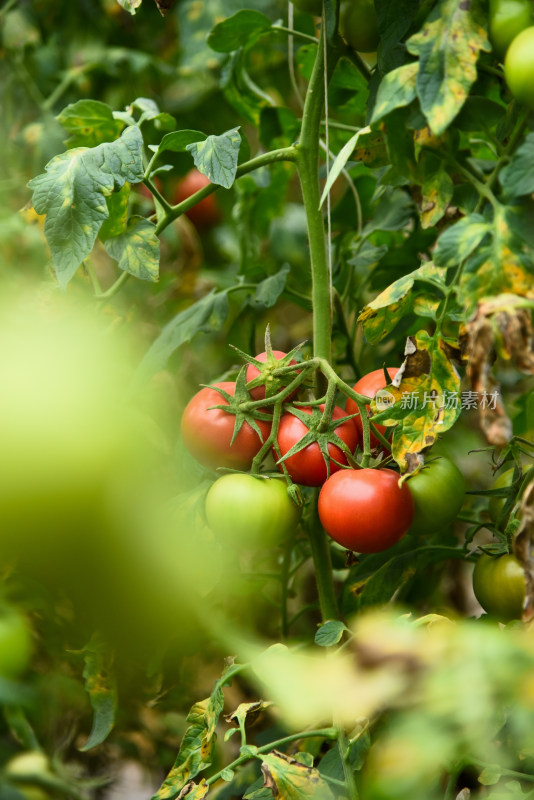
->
[133,290,229,388]
[499,132,534,199]
[370,62,418,126]
[153,130,207,158]
[260,751,335,800]
[56,100,125,148]
[433,213,490,268]
[315,620,347,647]
[77,636,117,752]
[104,216,160,282]
[406,0,490,135]
[186,128,241,189]
[207,10,272,53]
[250,264,290,309]
[27,125,144,288]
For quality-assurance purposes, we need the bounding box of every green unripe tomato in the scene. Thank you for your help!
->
[339,0,379,53]
[0,606,32,679]
[504,26,534,108]
[488,467,515,523]
[6,751,55,800]
[490,0,532,59]
[406,457,466,536]
[205,474,300,548]
[291,0,322,15]
[472,553,525,622]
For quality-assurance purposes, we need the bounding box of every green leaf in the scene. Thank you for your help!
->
[406,0,490,134]
[56,100,124,149]
[320,129,363,208]
[77,636,117,751]
[27,126,144,288]
[99,184,130,241]
[116,0,142,13]
[364,188,414,235]
[479,765,503,786]
[259,107,300,149]
[133,291,229,389]
[315,620,347,647]
[500,132,534,199]
[154,130,207,158]
[250,265,290,309]
[104,216,159,282]
[128,97,176,129]
[187,128,241,189]
[207,10,272,53]
[358,262,446,344]
[259,752,335,800]
[371,63,419,125]
[433,213,490,268]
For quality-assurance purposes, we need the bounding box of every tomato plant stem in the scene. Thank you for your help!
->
[307,494,339,621]
[337,727,360,799]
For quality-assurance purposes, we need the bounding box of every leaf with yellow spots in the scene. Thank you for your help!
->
[27,126,144,288]
[99,184,130,241]
[433,213,490,268]
[420,161,453,228]
[370,331,462,470]
[459,206,534,312]
[75,635,117,752]
[353,128,388,167]
[406,0,490,135]
[57,100,125,149]
[358,263,446,344]
[371,62,419,126]
[260,751,335,800]
[152,660,240,800]
[104,216,160,282]
[186,127,241,189]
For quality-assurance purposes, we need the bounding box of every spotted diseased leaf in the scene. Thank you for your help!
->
[152,663,237,800]
[500,132,534,199]
[99,184,130,241]
[77,636,117,752]
[56,100,125,148]
[186,128,241,189]
[27,126,144,288]
[406,0,490,135]
[358,263,446,344]
[461,294,534,446]
[225,700,272,728]
[433,213,490,268]
[353,128,388,167]
[371,63,419,125]
[260,751,335,800]
[104,216,160,282]
[371,331,462,470]
[420,163,454,228]
[459,208,534,312]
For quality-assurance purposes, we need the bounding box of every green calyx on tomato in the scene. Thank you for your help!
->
[0,605,32,679]
[472,553,525,622]
[205,473,301,547]
[406,457,466,536]
[319,468,414,553]
[339,0,380,53]
[245,349,300,401]
[276,404,359,486]
[180,379,271,471]
[490,0,532,59]
[345,367,398,449]
[291,0,322,15]
[505,26,534,108]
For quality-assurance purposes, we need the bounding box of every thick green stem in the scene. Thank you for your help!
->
[308,492,339,620]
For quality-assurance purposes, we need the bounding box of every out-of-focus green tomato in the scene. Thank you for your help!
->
[339,0,379,53]
[490,0,532,59]
[504,26,534,108]
[5,751,55,800]
[488,467,515,523]
[406,457,466,535]
[0,606,31,679]
[472,553,526,622]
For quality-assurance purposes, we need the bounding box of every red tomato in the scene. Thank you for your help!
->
[276,405,359,486]
[318,468,414,553]
[174,169,221,229]
[181,382,271,471]
[345,368,398,448]
[246,350,299,401]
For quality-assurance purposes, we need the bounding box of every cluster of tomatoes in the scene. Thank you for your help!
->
[490,0,534,108]
[180,348,467,555]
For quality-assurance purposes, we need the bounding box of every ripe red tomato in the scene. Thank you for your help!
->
[339,0,380,53]
[318,468,414,552]
[276,406,359,486]
[246,350,299,401]
[472,553,525,622]
[406,457,466,535]
[174,169,221,229]
[205,474,300,547]
[345,368,398,448]
[181,382,271,471]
